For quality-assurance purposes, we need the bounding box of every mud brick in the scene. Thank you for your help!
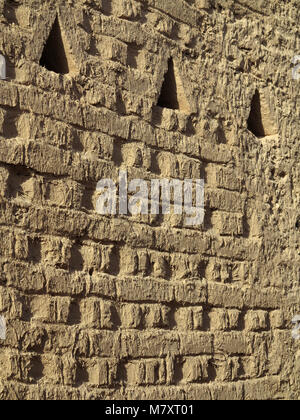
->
[97,36,128,65]
[243,377,281,401]
[245,311,269,332]
[214,332,252,355]
[31,296,72,324]
[174,280,207,305]
[120,303,143,328]
[45,268,86,296]
[87,273,117,299]
[269,310,285,329]
[116,278,174,303]
[0,82,18,107]
[88,330,119,358]
[209,382,244,400]
[120,331,180,358]
[207,282,244,309]
[86,359,109,386]
[80,299,101,329]
[211,211,244,236]
[179,332,213,355]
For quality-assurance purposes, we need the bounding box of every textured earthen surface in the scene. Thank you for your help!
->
[0,0,299,400]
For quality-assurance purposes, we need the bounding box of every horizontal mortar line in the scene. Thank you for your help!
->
[0,379,121,391]
[0,153,114,185]
[144,4,200,28]
[200,253,248,263]
[9,99,126,137]
[0,345,255,360]
[237,69,295,96]
[13,72,153,108]
[234,1,269,17]
[2,290,184,308]
[0,321,204,334]
[0,199,218,251]
[0,225,211,259]
[0,325,217,336]
[0,118,218,166]
[12,72,155,106]
[1,374,281,390]
[2,318,277,335]
[1,289,284,312]
[1,269,287,309]
[0,347,269,365]
[0,206,213,241]
[0,130,212,167]
[91,4,203,39]
[141,20,200,50]
[0,225,209,261]
[99,24,196,55]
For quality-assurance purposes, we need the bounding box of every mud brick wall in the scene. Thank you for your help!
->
[0,0,299,400]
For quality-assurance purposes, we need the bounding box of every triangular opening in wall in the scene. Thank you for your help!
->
[157,58,191,114]
[247,89,277,138]
[39,17,76,75]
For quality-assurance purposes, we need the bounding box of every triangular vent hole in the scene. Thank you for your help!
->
[40,17,76,75]
[247,89,277,138]
[157,58,190,114]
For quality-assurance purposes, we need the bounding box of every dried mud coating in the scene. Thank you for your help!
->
[0,0,299,400]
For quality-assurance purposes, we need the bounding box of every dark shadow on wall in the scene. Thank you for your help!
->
[40,17,75,75]
[158,59,180,111]
[247,90,265,137]
[247,89,278,138]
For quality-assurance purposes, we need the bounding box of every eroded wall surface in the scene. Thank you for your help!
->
[0,0,299,400]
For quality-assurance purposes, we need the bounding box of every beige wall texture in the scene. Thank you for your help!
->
[0,0,299,400]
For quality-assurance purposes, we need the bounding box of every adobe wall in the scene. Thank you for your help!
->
[0,0,299,400]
